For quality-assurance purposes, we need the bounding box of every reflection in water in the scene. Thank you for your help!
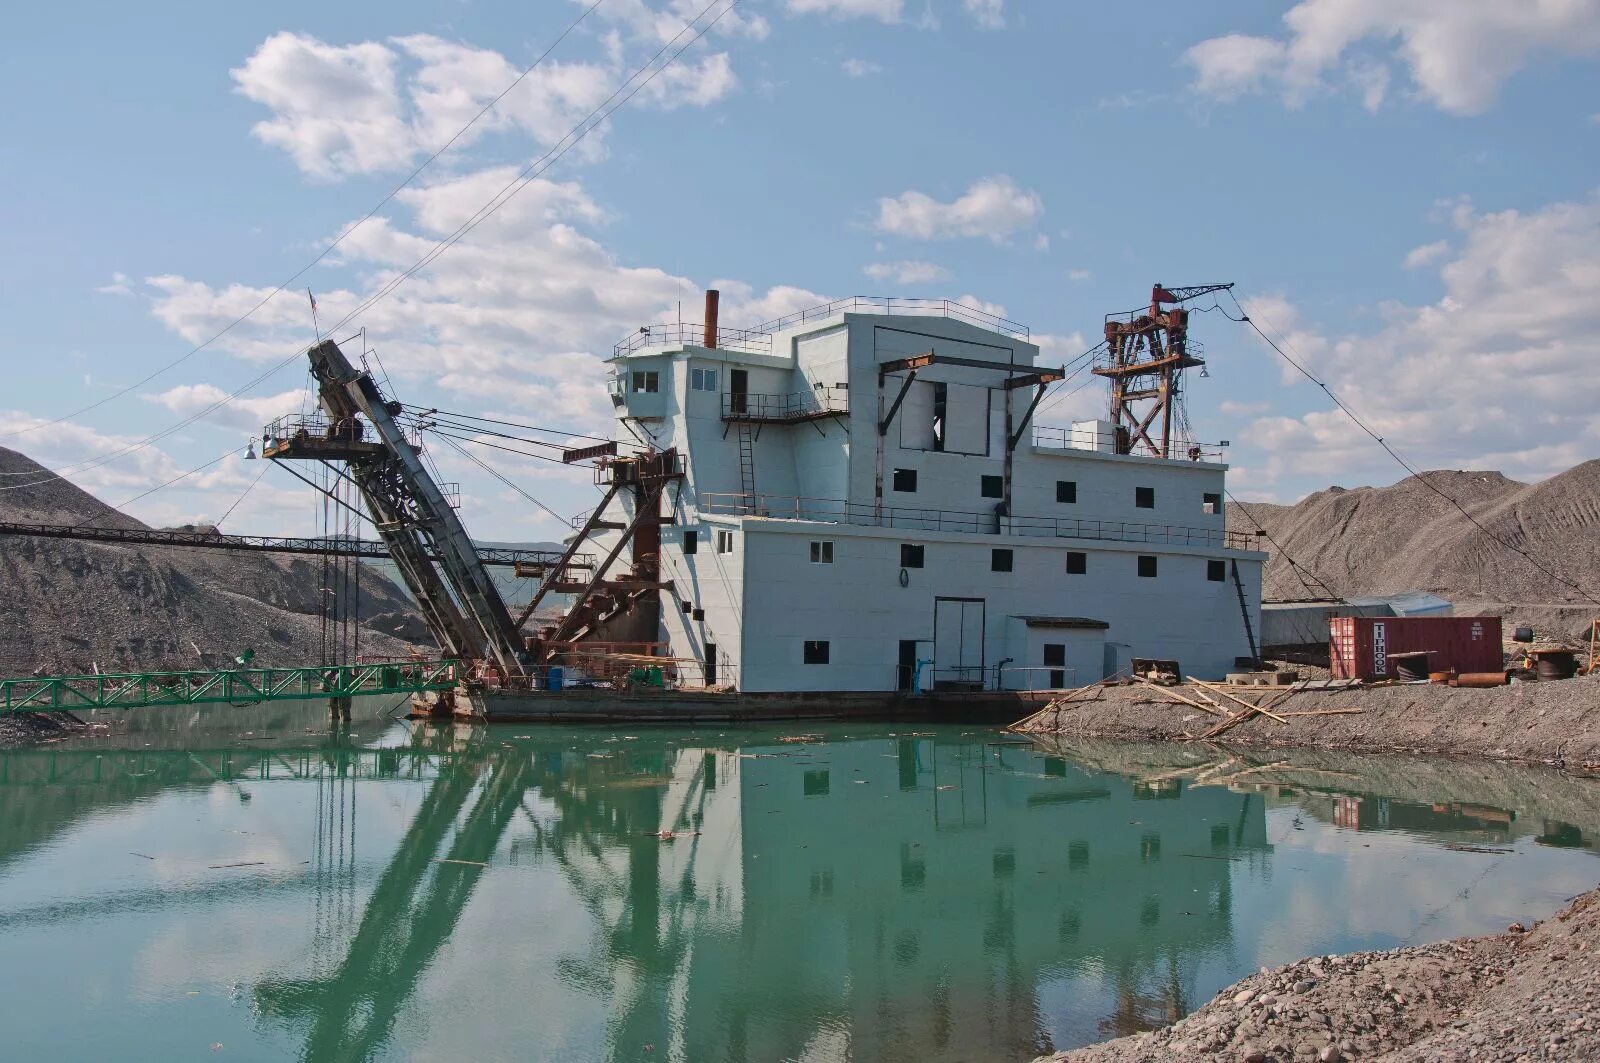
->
[1,716,1597,1062]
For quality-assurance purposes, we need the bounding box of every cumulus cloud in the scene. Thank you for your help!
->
[1403,239,1450,269]
[787,0,904,22]
[96,272,133,297]
[147,385,307,433]
[231,29,737,179]
[874,175,1044,242]
[1183,1,1600,115]
[1234,192,1600,495]
[841,57,882,77]
[863,259,951,284]
[964,0,1004,30]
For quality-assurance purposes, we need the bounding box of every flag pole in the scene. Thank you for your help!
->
[308,287,321,342]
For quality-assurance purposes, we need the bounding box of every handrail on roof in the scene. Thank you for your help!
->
[751,296,1030,339]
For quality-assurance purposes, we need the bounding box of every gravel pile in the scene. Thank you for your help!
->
[1229,461,1600,632]
[1014,674,1600,770]
[0,445,430,676]
[1039,888,1600,1062]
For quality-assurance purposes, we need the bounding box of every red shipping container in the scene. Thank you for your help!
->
[1329,615,1503,680]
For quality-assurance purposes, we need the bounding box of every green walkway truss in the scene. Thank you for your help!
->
[0,660,460,714]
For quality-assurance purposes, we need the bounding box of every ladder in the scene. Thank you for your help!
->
[736,422,756,508]
[1230,559,1259,662]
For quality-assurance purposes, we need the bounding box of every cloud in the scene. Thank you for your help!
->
[1403,239,1450,269]
[874,175,1044,242]
[840,57,882,77]
[1067,268,1091,282]
[96,272,133,297]
[863,259,951,284]
[1183,1,1600,115]
[1235,192,1600,495]
[786,0,903,22]
[231,29,736,179]
[964,0,1004,30]
[147,385,307,433]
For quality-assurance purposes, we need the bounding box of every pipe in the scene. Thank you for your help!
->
[1451,671,1509,688]
[703,289,719,349]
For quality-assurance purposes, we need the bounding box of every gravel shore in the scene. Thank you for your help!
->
[1038,886,1600,1062]
[0,710,86,749]
[1013,674,1600,771]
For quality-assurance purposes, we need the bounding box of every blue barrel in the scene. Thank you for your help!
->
[546,666,564,692]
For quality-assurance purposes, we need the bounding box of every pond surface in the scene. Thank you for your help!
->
[2,700,1597,1062]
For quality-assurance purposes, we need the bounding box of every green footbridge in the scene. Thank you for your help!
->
[0,659,460,714]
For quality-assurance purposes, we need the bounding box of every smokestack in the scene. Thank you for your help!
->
[703,289,719,349]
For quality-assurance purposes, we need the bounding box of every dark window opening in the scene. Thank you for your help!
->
[1135,486,1155,509]
[704,643,717,686]
[1043,644,1066,666]
[810,540,834,564]
[980,474,1004,499]
[1065,551,1087,575]
[892,468,918,493]
[630,370,659,393]
[991,548,1013,572]
[1056,480,1077,504]
[1203,492,1222,515]
[692,607,705,620]
[803,640,830,664]
[897,640,918,693]
[681,529,697,555]
[680,600,692,615]
[931,382,948,452]
[1138,555,1158,578]
[1049,669,1066,688]
[900,543,925,569]
[1207,559,1227,582]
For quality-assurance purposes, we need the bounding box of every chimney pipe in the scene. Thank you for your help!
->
[703,289,719,349]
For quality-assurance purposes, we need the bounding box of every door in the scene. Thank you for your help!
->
[704,642,717,687]
[729,369,748,415]
[933,597,986,689]
[897,639,918,692]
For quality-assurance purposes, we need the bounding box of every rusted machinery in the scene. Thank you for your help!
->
[1095,283,1233,459]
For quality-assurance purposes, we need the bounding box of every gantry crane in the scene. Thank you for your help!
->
[1094,283,1233,459]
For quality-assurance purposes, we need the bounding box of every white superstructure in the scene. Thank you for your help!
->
[593,296,1265,693]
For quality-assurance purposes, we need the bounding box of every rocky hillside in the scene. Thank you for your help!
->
[0,445,432,676]
[1230,460,1600,631]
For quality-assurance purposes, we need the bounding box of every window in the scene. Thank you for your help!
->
[892,468,918,493]
[1207,559,1227,582]
[991,548,1013,573]
[803,640,830,664]
[810,540,834,564]
[692,608,705,620]
[1203,492,1222,515]
[681,600,692,615]
[1138,555,1158,578]
[681,529,697,555]
[716,530,734,554]
[980,474,1004,499]
[1056,480,1077,504]
[689,366,718,392]
[900,544,925,569]
[630,370,659,393]
[1065,551,1087,575]
[1135,486,1155,509]
[931,382,948,452]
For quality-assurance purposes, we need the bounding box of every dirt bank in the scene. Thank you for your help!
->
[1013,674,1600,771]
[0,711,87,749]
[1039,886,1600,1062]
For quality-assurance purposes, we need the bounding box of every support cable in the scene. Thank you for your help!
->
[1229,290,1599,606]
[1224,488,1340,602]
[433,433,571,526]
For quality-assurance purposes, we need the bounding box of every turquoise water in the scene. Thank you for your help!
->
[1,701,1596,1062]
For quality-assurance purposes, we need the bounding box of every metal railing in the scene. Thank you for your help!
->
[752,296,1031,339]
[696,492,1259,550]
[722,388,847,420]
[613,322,773,357]
[262,412,421,451]
[1031,425,1229,462]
